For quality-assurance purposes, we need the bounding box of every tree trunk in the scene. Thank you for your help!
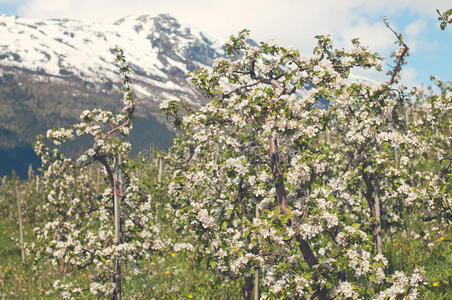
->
[269,140,329,300]
[113,155,122,300]
[362,168,382,254]
[241,276,253,300]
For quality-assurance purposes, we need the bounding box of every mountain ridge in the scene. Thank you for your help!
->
[0,13,225,177]
[0,13,224,101]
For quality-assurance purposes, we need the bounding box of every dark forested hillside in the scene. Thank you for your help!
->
[0,68,174,177]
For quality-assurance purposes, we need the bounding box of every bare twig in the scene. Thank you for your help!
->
[383,17,409,86]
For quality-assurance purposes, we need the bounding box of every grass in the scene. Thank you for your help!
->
[383,220,452,299]
[0,161,450,299]
[0,215,241,299]
[1,214,450,299]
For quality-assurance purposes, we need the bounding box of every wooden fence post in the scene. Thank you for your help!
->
[158,157,163,183]
[374,186,382,255]
[326,128,331,145]
[16,186,25,263]
[97,167,100,191]
[32,175,40,224]
[254,206,259,300]
[155,157,164,224]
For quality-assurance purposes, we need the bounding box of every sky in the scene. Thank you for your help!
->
[1,0,451,87]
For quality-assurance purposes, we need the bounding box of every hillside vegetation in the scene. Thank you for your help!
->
[0,67,174,178]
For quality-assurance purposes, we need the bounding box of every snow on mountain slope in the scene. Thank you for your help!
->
[0,13,379,105]
[0,13,224,105]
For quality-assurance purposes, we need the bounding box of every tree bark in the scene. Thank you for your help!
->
[374,184,382,254]
[269,140,329,300]
[241,276,253,300]
[113,155,122,300]
[362,168,382,254]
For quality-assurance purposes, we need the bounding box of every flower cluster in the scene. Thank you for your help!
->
[162,29,446,298]
[31,49,170,299]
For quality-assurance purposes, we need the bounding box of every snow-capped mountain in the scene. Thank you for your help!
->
[0,13,224,110]
[0,13,226,177]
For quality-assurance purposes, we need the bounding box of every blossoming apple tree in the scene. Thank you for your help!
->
[32,48,169,299]
[322,18,451,255]
[161,26,446,299]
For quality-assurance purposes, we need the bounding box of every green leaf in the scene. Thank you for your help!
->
[345,69,350,78]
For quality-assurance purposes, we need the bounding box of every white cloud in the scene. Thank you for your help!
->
[403,19,440,53]
[405,19,425,37]
[15,0,450,55]
[340,19,395,51]
[400,66,419,87]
